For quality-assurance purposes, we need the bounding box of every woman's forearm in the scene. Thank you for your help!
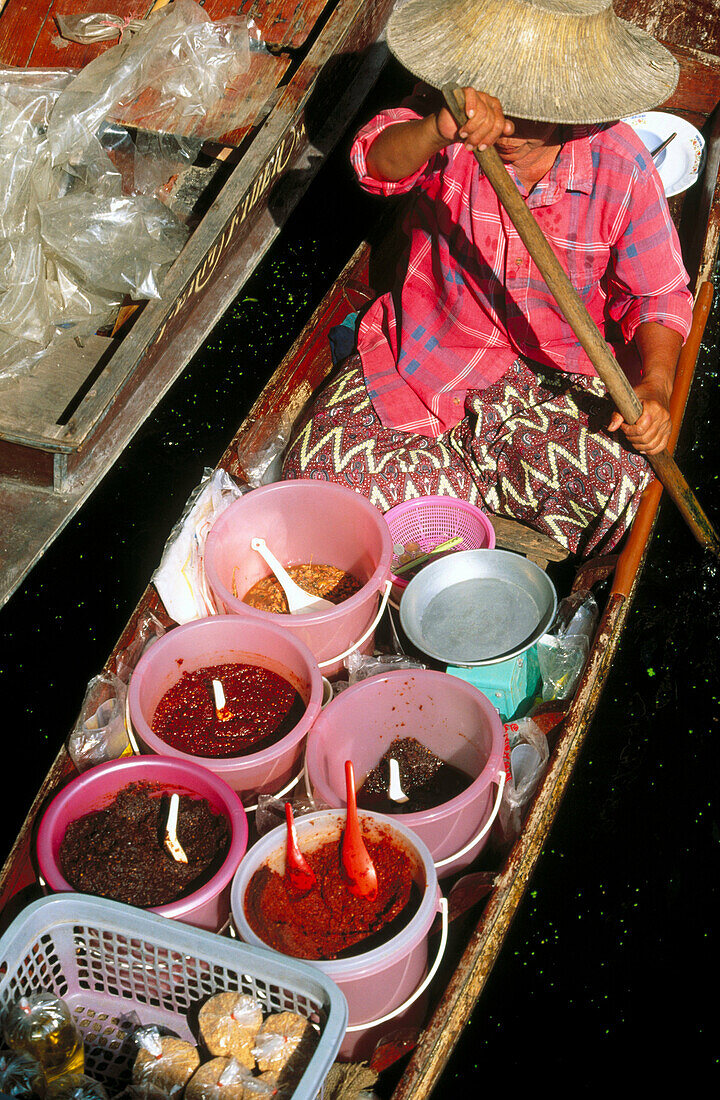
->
[607,321,683,454]
[634,320,682,401]
[365,114,449,182]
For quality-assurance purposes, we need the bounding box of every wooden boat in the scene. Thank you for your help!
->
[1,0,719,1091]
[0,0,396,608]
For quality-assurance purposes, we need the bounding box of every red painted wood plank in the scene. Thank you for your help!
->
[204,0,333,50]
[0,0,153,68]
[0,0,327,143]
[108,47,289,145]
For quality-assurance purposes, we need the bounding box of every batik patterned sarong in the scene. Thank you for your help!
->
[282,354,652,557]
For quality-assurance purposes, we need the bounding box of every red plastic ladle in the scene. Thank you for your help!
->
[341,760,378,900]
[284,802,317,893]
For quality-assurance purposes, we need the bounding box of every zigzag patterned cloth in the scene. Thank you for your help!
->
[282,354,652,556]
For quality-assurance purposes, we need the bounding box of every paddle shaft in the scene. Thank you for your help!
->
[442,84,720,556]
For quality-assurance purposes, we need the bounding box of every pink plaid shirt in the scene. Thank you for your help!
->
[350,105,693,437]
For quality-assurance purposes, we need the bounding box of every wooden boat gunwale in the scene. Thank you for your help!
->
[1,0,720,1093]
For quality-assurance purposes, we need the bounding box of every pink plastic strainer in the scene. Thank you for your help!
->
[383,496,495,591]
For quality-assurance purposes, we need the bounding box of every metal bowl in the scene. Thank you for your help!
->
[399,549,557,667]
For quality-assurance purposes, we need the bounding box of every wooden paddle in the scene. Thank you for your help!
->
[442,83,720,556]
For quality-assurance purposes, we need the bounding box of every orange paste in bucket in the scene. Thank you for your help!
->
[243,829,417,960]
[242,564,362,613]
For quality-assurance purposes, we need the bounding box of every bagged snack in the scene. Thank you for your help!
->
[252,1013,316,1085]
[197,994,263,1068]
[132,1032,200,1100]
[185,1057,273,1100]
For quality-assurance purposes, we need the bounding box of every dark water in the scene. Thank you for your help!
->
[1,61,719,1088]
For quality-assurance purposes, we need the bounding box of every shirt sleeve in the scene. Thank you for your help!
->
[350,106,431,196]
[606,165,693,343]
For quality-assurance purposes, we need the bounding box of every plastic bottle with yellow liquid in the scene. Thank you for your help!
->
[3,992,84,1083]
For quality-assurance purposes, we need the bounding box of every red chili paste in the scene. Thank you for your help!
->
[243,828,416,960]
[151,662,305,758]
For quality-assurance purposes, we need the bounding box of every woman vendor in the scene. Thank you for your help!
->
[282,0,693,557]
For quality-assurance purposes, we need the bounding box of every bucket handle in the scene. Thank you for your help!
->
[344,896,449,1033]
[242,766,304,814]
[125,690,304,814]
[318,580,393,670]
[433,770,506,871]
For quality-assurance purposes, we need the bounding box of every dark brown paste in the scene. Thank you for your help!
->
[244,829,416,960]
[242,564,363,614]
[357,737,473,814]
[59,782,230,907]
[151,662,305,758]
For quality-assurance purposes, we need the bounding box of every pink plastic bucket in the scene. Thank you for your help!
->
[127,616,322,802]
[383,495,495,602]
[230,809,444,1061]
[36,756,248,932]
[305,670,506,877]
[204,480,394,677]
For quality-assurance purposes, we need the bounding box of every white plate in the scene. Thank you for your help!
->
[622,111,705,198]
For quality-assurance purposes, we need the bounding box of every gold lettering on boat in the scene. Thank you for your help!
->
[152,120,307,346]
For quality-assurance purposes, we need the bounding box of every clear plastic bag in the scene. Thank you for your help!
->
[112,127,203,198]
[0,70,76,241]
[497,717,549,843]
[132,1029,199,1100]
[39,193,188,300]
[344,650,426,683]
[0,330,47,382]
[56,13,146,44]
[254,790,321,837]
[66,671,131,772]
[67,611,166,770]
[152,466,245,624]
[0,0,257,378]
[537,589,599,702]
[0,229,53,346]
[185,1057,258,1100]
[240,421,292,489]
[44,255,123,339]
[47,0,253,165]
[0,1049,44,1096]
[45,1072,109,1100]
[0,67,188,369]
[114,609,167,684]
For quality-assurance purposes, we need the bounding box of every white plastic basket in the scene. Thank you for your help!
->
[0,894,348,1098]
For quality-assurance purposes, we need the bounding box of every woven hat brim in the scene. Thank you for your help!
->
[386,0,679,124]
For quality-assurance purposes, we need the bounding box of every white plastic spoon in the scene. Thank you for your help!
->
[250,537,335,614]
[211,678,233,722]
[164,793,188,863]
[388,757,409,803]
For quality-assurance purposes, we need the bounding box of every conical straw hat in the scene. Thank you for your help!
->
[386,0,679,123]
